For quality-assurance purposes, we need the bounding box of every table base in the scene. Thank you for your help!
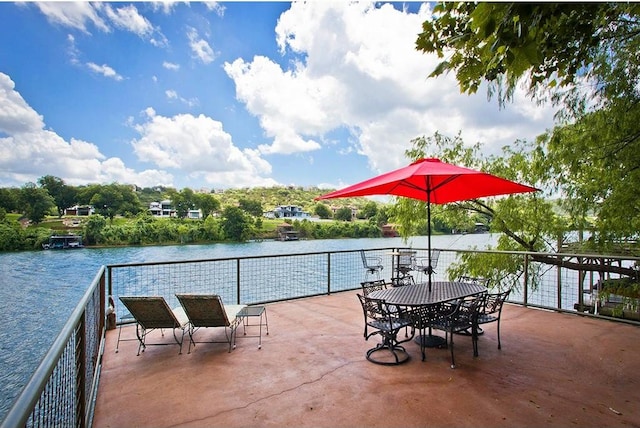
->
[414,334,447,348]
[366,344,410,365]
[456,326,484,336]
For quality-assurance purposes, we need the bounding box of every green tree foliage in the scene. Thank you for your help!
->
[314,203,332,219]
[416,3,640,114]
[0,187,20,212]
[373,206,391,227]
[20,182,55,224]
[544,106,640,244]
[358,201,378,219]
[221,206,250,241]
[83,214,107,245]
[414,2,640,263]
[0,221,24,251]
[89,183,142,222]
[201,215,223,241]
[193,193,220,218]
[238,198,263,217]
[335,207,353,222]
[167,188,195,218]
[38,175,77,218]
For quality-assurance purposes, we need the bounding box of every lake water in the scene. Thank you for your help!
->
[0,233,497,420]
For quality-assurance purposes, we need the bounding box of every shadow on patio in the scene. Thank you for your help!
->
[93,291,640,427]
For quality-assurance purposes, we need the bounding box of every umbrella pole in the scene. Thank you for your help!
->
[418,189,447,349]
[427,196,432,292]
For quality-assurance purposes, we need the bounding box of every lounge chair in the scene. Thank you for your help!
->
[118,296,189,356]
[176,294,246,353]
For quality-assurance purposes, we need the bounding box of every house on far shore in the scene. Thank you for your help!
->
[263,205,311,220]
[149,200,202,219]
[149,200,175,217]
[64,205,94,216]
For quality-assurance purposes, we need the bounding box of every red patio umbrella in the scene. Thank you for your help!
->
[316,158,538,290]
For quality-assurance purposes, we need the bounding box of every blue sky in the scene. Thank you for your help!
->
[0,2,556,191]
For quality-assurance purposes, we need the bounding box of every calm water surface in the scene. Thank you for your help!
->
[0,234,497,419]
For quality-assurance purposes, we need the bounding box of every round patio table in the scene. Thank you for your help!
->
[368,281,487,348]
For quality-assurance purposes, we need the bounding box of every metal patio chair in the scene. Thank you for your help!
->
[360,250,384,280]
[430,294,485,368]
[357,294,414,365]
[415,249,441,282]
[476,288,512,350]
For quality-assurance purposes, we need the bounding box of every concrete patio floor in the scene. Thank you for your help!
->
[93,290,640,428]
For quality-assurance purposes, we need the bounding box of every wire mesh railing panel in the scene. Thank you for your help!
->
[82,284,102,425]
[109,259,239,315]
[239,254,329,303]
[25,338,77,428]
[329,251,366,291]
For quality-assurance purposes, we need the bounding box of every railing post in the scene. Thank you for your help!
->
[557,253,563,310]
[523,253,529,307]
[236,258,241,305]
[327,252,331,295]
[107,265,113,297]
[100,269,106,337]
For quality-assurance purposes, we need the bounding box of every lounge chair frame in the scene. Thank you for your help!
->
[176,294,246,353]
[119,296,189,356]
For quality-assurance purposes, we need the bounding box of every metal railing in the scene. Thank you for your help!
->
[1,267,106,428]
[3,247,639,427]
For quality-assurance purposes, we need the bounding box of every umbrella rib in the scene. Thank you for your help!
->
[396,174,462,200]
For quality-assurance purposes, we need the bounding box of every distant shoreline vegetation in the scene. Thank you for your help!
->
[0,181,409,252]
[0,214,399,252]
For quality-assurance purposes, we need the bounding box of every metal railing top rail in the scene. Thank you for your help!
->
[104,247,403,269]
[105,247,640,269]
[0,266,106,428]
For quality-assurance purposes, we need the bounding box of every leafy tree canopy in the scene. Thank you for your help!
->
[38,175,77,218]
[415,2,640,253]
[238,198,263,217]
[417,2,640,116]
[335,207,354,222]
[20,182,55,224]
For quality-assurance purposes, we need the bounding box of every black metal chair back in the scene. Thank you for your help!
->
[430,294,485,368]
[477,288,511,350]
[356,294,413,365]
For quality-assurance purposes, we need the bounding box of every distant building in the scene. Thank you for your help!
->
[149,201,202,219]
[64,205,94,216]
[187,209,203,219]
[149,200,175,217]
[329,205,357,219]
[263,205,311,219]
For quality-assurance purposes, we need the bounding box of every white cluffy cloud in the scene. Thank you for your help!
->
[131,108,277,188]
[187,27,217,64]
[0,73,172,187]
[224,2,556,175]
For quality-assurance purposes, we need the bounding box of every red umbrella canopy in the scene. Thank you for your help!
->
[316,158,538,203]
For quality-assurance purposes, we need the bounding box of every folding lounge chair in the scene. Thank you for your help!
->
[176,294,246,353]
[119,296,189,356]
